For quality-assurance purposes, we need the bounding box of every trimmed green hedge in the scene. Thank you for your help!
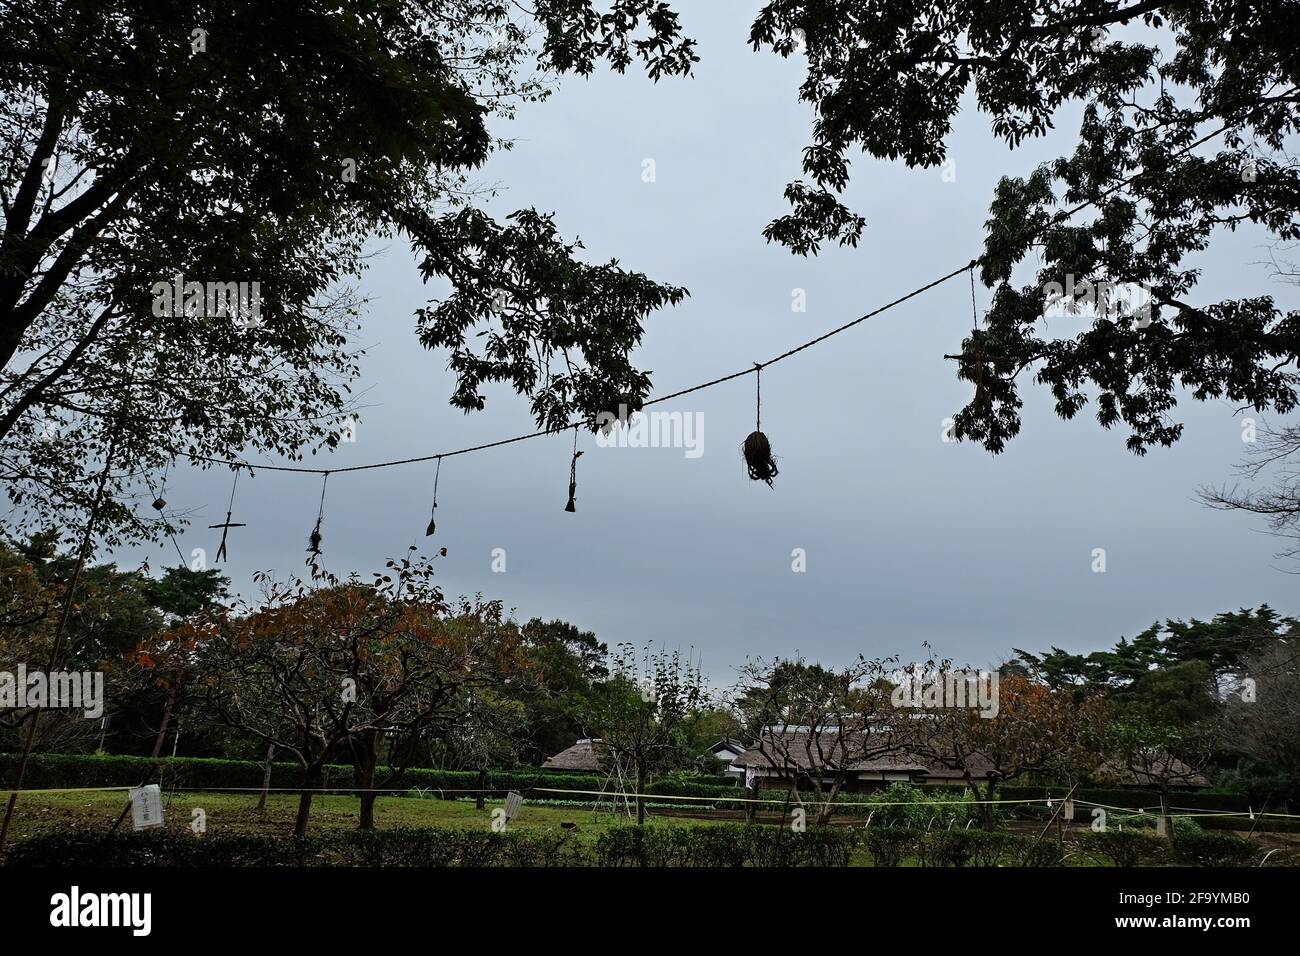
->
[6,823,1277,868]
[1171,832,1261,867]
[5,824,857,867]
[868,828,1066,868]
[1077,830,1170,867]
[594,824,855,867]
[1,826,588,867]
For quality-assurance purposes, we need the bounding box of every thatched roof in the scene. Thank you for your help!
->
[732,731,930,774]
[734,732,1211,789]
[541,738,607,773]
[1099,758,1211,789]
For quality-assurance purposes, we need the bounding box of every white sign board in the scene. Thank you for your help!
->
[129,784,164,831]
[503,791,524,821]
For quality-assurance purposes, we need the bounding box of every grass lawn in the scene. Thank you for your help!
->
[2,789,659,846]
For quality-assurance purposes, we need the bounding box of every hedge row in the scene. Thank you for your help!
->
[863,828,1065,867]
[0,824,1070,868]
[2,824,856,867]
[1,827,588,867]
[595,824,857,867]
[0,752,738,801]
[1074,830,1267,867]
[11,822,1273,868]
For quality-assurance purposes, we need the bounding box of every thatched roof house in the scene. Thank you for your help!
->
[733,729,1211,792]
[732,730,933,792]
[541,738,607,773]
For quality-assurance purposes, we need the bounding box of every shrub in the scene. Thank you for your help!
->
[965,831,1016,867]
[593,824,852,867]
[865,827,916,867]
[594,825,645,866]
[797,827,858,867]
[1172,832,1259,867]
[677,826,748,867]
[918,830,979,867]
[738,825,857,867]
[739,826,804,867]
[862,782,985,829]
[1014,836,1066,867]
[1077,830,1168,867]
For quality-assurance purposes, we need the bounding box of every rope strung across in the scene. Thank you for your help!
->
[173,102,1285,490]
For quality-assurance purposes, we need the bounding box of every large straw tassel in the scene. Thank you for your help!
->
[742,363,778,486]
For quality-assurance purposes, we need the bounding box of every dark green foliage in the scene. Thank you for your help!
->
[596,824,855,867]
[7,823,856,867]
[3,830,318,867]
[1078,830,1169,868]
[1172,832,1260,868]
[1015,608,1293,696]
[918,830,977,867]
[916,830,1065,867]
[748,2,1300,455]
[2,826,586,867]
[1017,838,1066,868]
[0,0,692,545]
[595,825,746,867]
[864,827,915,867]
[514,618,609,764]
[965,831,1016,867]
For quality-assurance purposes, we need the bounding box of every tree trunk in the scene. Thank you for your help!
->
[635,763,646,825]
[815,775,844,826]
[358,792,377,831]
[982,780,997,830]
[963,772,996,830]
[257,743,275,811]
[294,765,321,837]
[475,768,488,811]
[352,729,379,830]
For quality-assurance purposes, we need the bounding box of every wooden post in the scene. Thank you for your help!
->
[1029,783,1078,860]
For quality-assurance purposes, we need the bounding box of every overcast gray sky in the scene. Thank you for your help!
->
[120,5,1297,684]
